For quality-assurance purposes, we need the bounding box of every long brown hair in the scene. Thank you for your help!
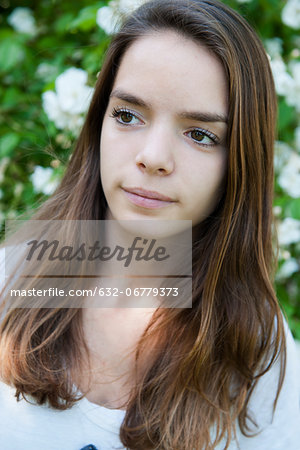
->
[0,0,285,448]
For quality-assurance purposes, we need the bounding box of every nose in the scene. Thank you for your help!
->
[135,124,175,176]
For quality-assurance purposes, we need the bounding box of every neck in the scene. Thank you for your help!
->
[74,307,156,410]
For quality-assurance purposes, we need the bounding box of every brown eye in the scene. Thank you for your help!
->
[185,128,218,147]
[110,108,142,125]
[190,130,205,142]
[120,112,134,123]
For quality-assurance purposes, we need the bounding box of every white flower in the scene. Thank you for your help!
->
[274,141,293,174]
[281,249,291,260]
[118,0,146,12]
[7,7,37,35]
[66,115,85,134]
[265,38,283,59]
[42,68,93,135]
[14,183,23,197]
[276,258,299,280]
[96,5,120,34]
[273,205,282,217]
[55,68,93,115]
[277,217,300,246]
[270,58,294,97]
[36,63,57,81]
[0,157,10,183]
[96,0,146,35]
[282,0,300,29]
[295,127,300,152]
[30,166,59,196]
[278,151,300,198]
[236,0,252,3]
[271,58,300,111]
[285,61,300,111]
[42,91,69,129]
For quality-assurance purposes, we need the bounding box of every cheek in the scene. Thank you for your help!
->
[100,122,120,180]
[99,127,114,189]
[100,123,136,170]
[190,151,226,187]
[188,152,227,207]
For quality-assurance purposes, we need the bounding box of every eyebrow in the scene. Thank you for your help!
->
[110,89,228,124]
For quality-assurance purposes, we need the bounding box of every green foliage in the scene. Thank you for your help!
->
[0,0,299,336]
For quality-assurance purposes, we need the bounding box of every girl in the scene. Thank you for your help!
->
[0,0,299,449]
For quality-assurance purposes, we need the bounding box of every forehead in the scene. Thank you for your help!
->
[112,30,228,116]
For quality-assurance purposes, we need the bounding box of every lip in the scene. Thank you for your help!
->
[123,187,174,202]
[122,187,176,209]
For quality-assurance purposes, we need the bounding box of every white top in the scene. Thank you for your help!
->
[0,248,300,449]
[0,382,124,450]
[0,322,299,450]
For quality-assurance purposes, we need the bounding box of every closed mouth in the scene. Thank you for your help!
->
[122,187,175,202]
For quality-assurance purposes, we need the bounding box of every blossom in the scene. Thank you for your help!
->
[55,68,93,114]
[273,206,282,217]
[7,7,37,35]
[42,68,93,135]
[96,6,120,34]
[277,217,300,246]
[282,0,300,29]
[118,0,146,11]
[285,61,300,112]
[274,141,293,174]
[270,58,294,98]
[96,0,146,35]
[36,63,57,82]
[42,91,69,129]
[265,38,283,59]
[296,127,300,152]
[270,57,300,111]
[278,151,300,198]
[0,157,10,183]
[30,166,59,196]
[276,258,299,280]
[14,183,23,197]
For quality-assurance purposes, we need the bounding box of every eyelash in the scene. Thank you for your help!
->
[109,107,220,147]
[184,128,219,147]
[110,107,143,125]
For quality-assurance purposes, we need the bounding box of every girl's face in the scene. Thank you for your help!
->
[100,31,228,225]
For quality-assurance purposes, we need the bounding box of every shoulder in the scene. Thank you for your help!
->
[232,319,300,449]
[0,381,79,449]
[0,380,125,449]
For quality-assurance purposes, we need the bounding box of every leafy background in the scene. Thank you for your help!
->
[0,0,299,338]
